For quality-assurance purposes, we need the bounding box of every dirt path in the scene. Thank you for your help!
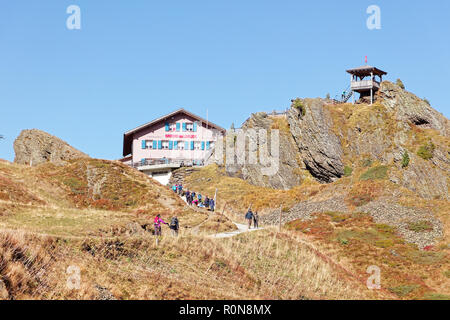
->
[210,223,263,238]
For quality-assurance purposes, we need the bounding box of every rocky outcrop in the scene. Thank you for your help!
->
[14,129,88,166]
[287,99,344,183]
[222,112,303,189]
[379,81,450,136]
[261,196,349,225]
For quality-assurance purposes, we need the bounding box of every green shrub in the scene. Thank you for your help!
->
[359,166,388,181]
[443,270,450,278]
[401,151,410,168]
[407,220,433,232]
[375,224,396,235]
[63,177,85,194]
[396,79,405,90]
[344,166,353,177]
[417,142,435,160]
[292,99,306,117]
[423,98,431,106]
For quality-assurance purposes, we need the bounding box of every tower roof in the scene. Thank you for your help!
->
[346,65,387,77]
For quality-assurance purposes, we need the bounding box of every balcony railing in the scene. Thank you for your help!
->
[351,80,380,90]
[131,158,205,169]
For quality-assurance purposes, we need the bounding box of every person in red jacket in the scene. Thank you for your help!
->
[154,214,168,236]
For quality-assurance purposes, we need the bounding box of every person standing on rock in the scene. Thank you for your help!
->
[154,214,169,237]
[245,209,254,230]
[209,198,215,212]
[253,211,259,229]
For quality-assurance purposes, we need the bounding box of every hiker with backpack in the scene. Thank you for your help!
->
[245,208,254,230]
[253,211,259,229]
[209,198,215,212]
[154,214,169,236]
[169,216,180,236]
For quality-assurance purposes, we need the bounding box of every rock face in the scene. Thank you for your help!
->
[379,81,450,136]
[14,129,89,166]
[287,99,344,183]
[202,81,449,200]
[221,112,303,189]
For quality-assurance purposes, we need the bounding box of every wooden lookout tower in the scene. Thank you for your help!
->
[346,65,387,105]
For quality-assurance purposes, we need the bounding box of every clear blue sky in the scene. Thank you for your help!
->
[1,1,449,161]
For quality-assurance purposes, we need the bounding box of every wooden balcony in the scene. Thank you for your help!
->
[351,80,380,92]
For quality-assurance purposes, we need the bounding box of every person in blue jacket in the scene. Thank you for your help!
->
[245,209,254,230]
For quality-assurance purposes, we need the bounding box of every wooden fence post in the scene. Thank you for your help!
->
[278,205,283,232]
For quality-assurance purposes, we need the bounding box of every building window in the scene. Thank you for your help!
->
[162,140,169,149]
[186,123,194,132]
[146,140,153,149]
[177,141,184,150]
[169,123,177,131]
[194,141,201,150]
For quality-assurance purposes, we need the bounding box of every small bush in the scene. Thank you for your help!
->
[417,142,435,160]
[396,79,405,90]
[443,270,450,278]
[423,98,431,106]
[63,177,85,194]
[292,99,306,117]
[407,220,433,232]
[401,151,410,168]
[359,166,388,181]
[344,166,353,177]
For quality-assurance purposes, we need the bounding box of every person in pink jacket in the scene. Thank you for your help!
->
[154,214,168,236]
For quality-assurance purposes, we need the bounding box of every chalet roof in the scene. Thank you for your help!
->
[346,65,387,77]
[122,108,226,156]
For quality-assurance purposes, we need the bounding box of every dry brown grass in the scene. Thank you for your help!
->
[1,227,385,300]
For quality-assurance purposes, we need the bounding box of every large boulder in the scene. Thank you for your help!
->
[14,129,89,166]
[287,98,344,183]
[223,112,302,189]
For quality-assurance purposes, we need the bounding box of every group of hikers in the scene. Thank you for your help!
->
[153,207,260,239]
[152,184,260,239]
[171,183,215,212]
[153,213,179,237]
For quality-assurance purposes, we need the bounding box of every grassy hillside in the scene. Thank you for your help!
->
[0,158,403,300]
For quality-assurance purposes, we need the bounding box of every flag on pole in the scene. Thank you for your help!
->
[365,56,368,64]
[214,188,217,204]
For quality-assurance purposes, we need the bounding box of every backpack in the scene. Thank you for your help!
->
[170,217,179,229]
